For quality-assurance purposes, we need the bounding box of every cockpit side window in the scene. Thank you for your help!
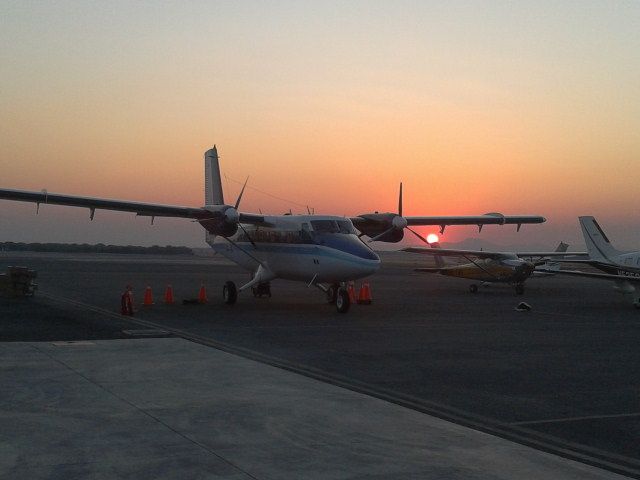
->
[311,220,338,233]
[337,220,356,234]
[311,219,356,234]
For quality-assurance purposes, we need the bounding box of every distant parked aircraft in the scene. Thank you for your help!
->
[404,242,577,295]
[538,216,640,307]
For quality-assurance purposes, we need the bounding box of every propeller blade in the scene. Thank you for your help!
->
[398,182,403,217]
[368,227,395,243]
[238,223,257,248]
[406,227,428,244]
[220,234,265,267]
[234,176,249,209]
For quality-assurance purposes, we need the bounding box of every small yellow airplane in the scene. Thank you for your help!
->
[403,242,573,295]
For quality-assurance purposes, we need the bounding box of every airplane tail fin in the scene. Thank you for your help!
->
[430,242,446,268]
[578,216,622,261]
[204,146,224,205]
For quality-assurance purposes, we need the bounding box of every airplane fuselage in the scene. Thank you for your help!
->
[589,253,640,278]
[206,215,380,283]
[440,259,521,283]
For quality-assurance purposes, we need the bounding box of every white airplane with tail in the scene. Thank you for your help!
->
[0,146,546,312]
[538,216,640,307]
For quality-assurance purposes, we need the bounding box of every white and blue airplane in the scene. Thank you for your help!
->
[0,146,546,312]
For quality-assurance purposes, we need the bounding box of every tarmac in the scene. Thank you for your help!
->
[1,251,639,479]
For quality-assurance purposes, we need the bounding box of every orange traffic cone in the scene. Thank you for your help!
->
[198,283,207,304]
[164,285,174,304]
[357,282,372,305]
[143,286,154,306]
[347,281,357,303]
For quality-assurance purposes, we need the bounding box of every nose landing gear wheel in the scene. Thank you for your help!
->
[223,281,237,305]
[327,284,338,304]
[469,284,478,294]
[336,288,350,313]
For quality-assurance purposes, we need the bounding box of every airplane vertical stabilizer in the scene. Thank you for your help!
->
[579,216,622,261]
[205,146,224,205]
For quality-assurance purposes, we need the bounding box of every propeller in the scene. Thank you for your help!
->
[501,258,536,281]
[368,183,429,244]
[221,176,249,223]
[196,176,251,238]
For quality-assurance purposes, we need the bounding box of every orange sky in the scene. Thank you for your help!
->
[1,1,639,248]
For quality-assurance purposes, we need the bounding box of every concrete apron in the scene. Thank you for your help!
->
[0,338,627,480]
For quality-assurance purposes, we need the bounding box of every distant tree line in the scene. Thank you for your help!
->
[0,242,193,255]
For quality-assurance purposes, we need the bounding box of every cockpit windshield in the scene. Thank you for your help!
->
[310,219,356,234]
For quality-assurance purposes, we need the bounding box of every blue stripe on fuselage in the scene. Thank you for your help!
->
[212,241,379,265]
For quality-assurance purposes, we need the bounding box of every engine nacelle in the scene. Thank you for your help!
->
[355,213,406,243]
[198,205,239,237]
[373,229,404,243]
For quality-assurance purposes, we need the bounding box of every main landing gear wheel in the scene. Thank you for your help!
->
[469,284,479,294]
[515,284,525,295]
[336,288,350,313]
[223,281,237,305]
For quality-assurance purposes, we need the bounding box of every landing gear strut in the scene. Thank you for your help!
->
[326,284,339,304]
[469,284,478,294]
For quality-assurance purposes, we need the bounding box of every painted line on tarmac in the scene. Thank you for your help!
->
[37,291,640,479]
[512,412,640,426]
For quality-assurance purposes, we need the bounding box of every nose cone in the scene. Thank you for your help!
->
[348,237,381,277]
[315,233,381,280]
[350,237,381,262]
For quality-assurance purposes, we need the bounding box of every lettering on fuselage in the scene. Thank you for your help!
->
[617,269,640,278]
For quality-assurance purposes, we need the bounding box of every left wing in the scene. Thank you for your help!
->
[351,212,545,243]
[404,214,545,228]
